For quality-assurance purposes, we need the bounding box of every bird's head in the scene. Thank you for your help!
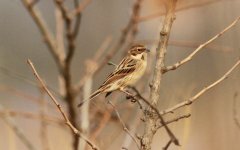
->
[128,44,150,60]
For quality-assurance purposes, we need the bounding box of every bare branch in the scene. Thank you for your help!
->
[71,0,92,17]
[121,109,141,149]
[161,59,240,115]
[27,59,99,150]
[138,0,221,22]
[72,0,82,38]
[136,39,235,53]
[162,16,240,73]
[129,88,179,147]
[0,110,62,124]
[157,114,191,128]
[0,104,36,150]
[0,66,61,98]
[107,100,141,150]
[90,108,113,140]
[79,78,92,149]
[54,2,84,148]
[233,92,240,130]
[55,5,66,61]
[54,0,75,65]
[21,0,63,68]
[126,0,143,47]
[38,87,50,150]
[141,1,178,149]
[162,140,172,150]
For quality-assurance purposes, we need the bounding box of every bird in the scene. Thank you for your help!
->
[78,44,150,107]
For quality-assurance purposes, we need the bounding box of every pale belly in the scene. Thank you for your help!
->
[125,61,147,86]
[104,60,147,92]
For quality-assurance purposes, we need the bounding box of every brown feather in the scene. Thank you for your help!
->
[99,67,136,89]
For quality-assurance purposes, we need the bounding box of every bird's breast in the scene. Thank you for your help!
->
[127,60,147,86]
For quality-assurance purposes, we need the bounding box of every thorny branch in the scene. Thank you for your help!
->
[27,59,99,150]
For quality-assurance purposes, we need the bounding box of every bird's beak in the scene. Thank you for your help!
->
[146,48,150,53]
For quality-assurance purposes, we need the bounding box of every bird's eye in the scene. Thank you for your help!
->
[137,49,141,51]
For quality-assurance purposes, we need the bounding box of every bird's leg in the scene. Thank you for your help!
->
[119,88,143,109]
[119,88,135,97]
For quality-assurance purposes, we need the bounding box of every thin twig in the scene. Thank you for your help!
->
[125,0,143,49]
[55,0,76,65]
[71,0,92,17]
[0,105,36,150]
[233,92,240,130]
[0,66,61,99]
[55,6,66,62]
[162,140,172,150]
[72,0,82,38]
[107,100,141,150]
[162,16,240,73]
[21,0,63,68]
[38,87,50,150]
[90,108,113,140]
[0,86,58,110]
[107,61,118,67]
[121,109,142,149]
[93,36,113,61]
[130,88,179,146]
[0,110,62,123]
[157,113,191,128]
[161,59,240,115]
[136,39,234,53]
[138,0,221,22]
[27,59,99,150]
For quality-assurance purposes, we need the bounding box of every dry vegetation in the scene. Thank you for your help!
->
[0,0,240,150]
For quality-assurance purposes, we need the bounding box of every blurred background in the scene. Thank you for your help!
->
[0,0,240,150]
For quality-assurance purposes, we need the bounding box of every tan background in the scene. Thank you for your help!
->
[0,0,240,150]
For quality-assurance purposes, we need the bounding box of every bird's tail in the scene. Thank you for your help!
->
[77,89,102,107]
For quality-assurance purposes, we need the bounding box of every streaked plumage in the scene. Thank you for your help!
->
[78,44,149,107]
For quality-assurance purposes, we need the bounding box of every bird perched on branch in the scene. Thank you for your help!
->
[78,44,150,107]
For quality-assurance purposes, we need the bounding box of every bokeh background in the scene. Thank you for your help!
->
[0,0,240,150]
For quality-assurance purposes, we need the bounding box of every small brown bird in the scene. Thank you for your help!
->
[78,44,149,107]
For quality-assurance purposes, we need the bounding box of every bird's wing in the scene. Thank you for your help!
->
[99,57,137,89]
[116,57,136,70]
